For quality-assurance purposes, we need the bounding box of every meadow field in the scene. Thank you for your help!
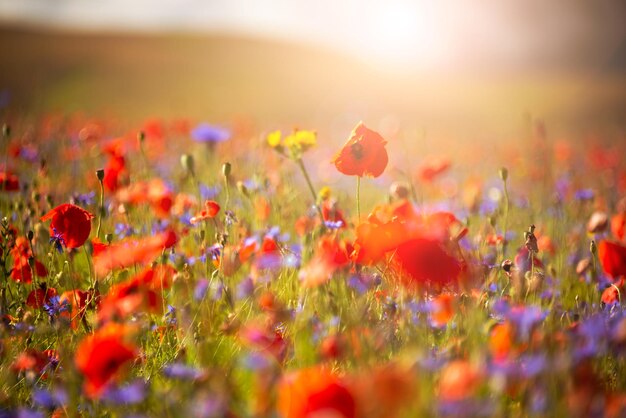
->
[0,26,626,417]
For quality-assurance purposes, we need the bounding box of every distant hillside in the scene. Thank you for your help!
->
[1,25,625,139]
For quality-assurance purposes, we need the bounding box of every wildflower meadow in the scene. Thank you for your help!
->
[0,111,625,418]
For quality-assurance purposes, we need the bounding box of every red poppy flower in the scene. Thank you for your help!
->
[278,366,356,418]
[417,156,451,182]
[332,122,388,178]
[10,237,48,283]
[93,229,178,277]
[598,240,626,280]
[60,289,94,329]
[41,204,94,249]
[190,200,220,224]
[239,322,291,364]
[116,179,174,219]
[97,265,174,323]
[611,213,625,241]
[601,284,621,305]
[11,349,58,375]
[394,238,462,290]
[26,286,58,309]
[75,324,137,398]
[0,171,19,191]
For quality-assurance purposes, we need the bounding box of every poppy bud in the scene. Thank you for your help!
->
[498,167,508,182]
[96,169,105,182]
[237,181,249,197]
[180,154,195,176]
[138,130,146,143]
[105,233,113,245]
[501,259,513,274]
[2,123,9,138]
[389,181,410,200]
[590,240,597,256]
[27,230,34,241]
[222,162,231,178]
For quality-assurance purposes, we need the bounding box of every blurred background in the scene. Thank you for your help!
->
[0,0,625,142]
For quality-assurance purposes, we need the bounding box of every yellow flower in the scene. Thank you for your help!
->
[284,129,317,152]
[267,130,282,148]
[318,186,332,200]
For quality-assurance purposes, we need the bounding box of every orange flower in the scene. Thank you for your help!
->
[190,200,220,224]
[278,366,356,418]
[438,360,483,401]
[489,322,514,361]
[41,204,94,249]
[75,324,137,398]
[430,293,455,327]
[93,229,178,277]
[332,122,388,178]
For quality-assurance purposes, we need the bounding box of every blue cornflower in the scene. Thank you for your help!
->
[190,123,230,143]
[49,227,66,253]
[43,296,70,318]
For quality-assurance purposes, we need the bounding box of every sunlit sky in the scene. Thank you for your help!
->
[1,0,625,72]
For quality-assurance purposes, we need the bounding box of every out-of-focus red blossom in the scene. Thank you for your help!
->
[395,238,461,290]
[489,322,514,361]
[11,349,58,375]
[190,200,220,224]
[332,121,388,178]
[102,148,128,192]
[116,179,174,219]
[98,265,174,323]
[601,284,621,305]
[278,366,356,418]
[10,236,47,283]
[553,140,573,163]
[41,203,94,249]
[172,193,197,216]
[416,156,451,183]
[75,323,137,398]
[321,199,347,228]
[93,229,178,277]
[239,323,290,364]
[598,240,626,280]
[0,171,19,191]
[430,293,455,327]
[254,196,271,222]
[438,360,483,401]
[299,236,352,288]
[485,234,504,246]
[537,235,556,256]
[295,215,316,237]
[612,213,625,241]
[349,363,416,418]
[60,289,94,329]
[90,237,108,257]
[588,144,620,171]
[352,201,464,290]
[26,286,58,309]
[320,335,345,360]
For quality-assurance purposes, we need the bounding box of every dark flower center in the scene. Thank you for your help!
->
[350,142,364,160]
